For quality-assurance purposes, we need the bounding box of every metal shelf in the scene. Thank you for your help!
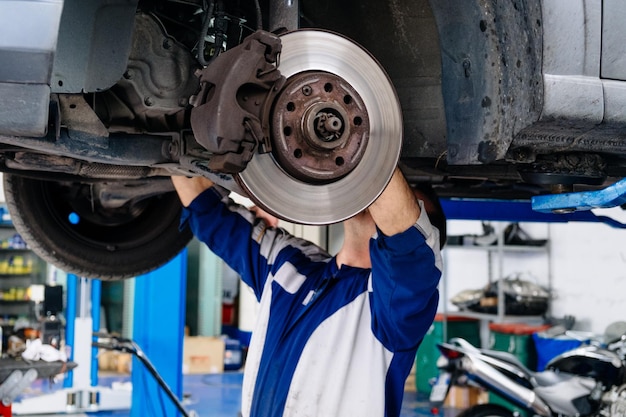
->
[446,243,548,253]
[439,310,544,323]
[441,222,552,347]
[0,300,33,304]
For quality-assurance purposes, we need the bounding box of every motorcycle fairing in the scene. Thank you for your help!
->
[548,345,626,388]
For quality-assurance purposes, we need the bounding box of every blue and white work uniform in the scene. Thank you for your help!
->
[181,186,443,417]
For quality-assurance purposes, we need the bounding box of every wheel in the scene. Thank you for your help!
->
[456,404,516,417]
[3,174,193,280]
[236,29,403,225]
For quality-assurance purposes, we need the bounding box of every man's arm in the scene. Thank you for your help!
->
[171,176,215,207]
[170,174,278,298]
[367,167,421,236]
[367,167,442,351]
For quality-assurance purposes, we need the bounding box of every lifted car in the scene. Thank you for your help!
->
[0,0,624,279]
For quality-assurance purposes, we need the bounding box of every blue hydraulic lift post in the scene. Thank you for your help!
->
[91,278,101,387]
[63,274,77,389]
[62,275,101,389]
[130,250,187,417]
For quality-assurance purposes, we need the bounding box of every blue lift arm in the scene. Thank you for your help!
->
[532,178,626,215]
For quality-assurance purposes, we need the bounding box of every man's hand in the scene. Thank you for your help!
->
[171,176,215,207]
[250,206,280,227]
[368,168,421,236]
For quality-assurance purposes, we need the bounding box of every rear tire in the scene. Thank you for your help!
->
[3,174,192,280]
[456,404,516,417]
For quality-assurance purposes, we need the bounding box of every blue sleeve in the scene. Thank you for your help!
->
[180,187,274,300]
[369,208,442,352]
[180,187,330,301]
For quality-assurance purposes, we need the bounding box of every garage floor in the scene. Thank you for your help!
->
[17,372,458,417]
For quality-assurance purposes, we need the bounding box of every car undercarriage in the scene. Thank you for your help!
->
[0,0,624,279]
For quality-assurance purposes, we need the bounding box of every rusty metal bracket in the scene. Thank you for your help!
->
[190,30,286,173]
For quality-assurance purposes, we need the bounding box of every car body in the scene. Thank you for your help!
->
[0,0,624,279]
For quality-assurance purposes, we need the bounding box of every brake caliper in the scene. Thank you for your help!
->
[190,30,286,173]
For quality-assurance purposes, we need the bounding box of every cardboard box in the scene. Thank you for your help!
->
[183,336,225,374]
[98,350,132,374]
[444,386,489,409]
[404,362,417,392]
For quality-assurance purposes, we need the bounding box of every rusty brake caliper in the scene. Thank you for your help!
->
[189,30,286,173]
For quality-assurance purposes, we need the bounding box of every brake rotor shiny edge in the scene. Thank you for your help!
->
[236,29,403,225]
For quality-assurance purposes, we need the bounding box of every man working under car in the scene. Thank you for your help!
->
[171,167,444,417]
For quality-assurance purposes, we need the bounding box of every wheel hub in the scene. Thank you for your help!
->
[271,71,369,183]
[236,29,402,225]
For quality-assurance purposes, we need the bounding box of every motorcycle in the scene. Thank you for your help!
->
[429,324,626,417]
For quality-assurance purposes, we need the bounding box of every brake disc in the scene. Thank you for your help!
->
[236,29,402,225]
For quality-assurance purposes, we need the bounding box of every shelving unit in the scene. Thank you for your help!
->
[0,215,48,333]
[440,222,552,346]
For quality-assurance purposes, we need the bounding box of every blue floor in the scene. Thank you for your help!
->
[18,372,457,416]
[179,373,450,417]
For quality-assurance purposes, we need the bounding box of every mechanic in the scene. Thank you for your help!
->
[171,167,444,417]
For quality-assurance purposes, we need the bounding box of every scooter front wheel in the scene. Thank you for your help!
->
[456,404,516,417]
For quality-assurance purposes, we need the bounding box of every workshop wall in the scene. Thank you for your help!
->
[548,217,626,333]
